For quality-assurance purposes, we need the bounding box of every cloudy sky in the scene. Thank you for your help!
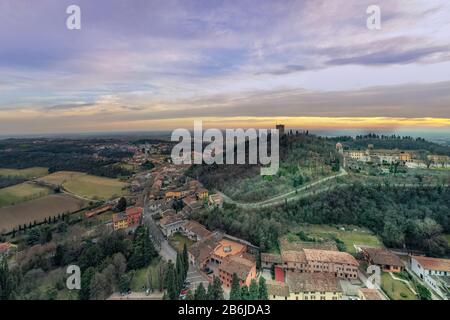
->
[0,0,450,135]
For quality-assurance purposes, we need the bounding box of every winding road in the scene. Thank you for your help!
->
[218,168,348,209]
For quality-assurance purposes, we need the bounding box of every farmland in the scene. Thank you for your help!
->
[0,194,87,232]
[0,183,52,207]
[0,167,48,178]
[37,171,129,200]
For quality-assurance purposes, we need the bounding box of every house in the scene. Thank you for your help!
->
[113,212,128,230]
[181,220,212,241]
[210,239,247,264]
[196,188,209,200]
[285,272,343,300]
[159,213,185,237]
[281,250,307,272]
[218,255,257,288]
[303,249,359,279]
[126,207,143,226]
[0,242,16,255]
[261,253,282,270]
[182,196,203,212]
[266,280,290,300]
[112,207,143,231]
[208,194,224,208]
[84,204,113,218]
[358,288,384,300]
[411,255,450,299]
[361,247,404,272]
[165,189,184,199]
[188,231,223,268]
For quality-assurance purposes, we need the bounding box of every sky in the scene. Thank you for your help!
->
[0,0,450,136]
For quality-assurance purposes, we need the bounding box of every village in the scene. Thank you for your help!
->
[1,134,450,301]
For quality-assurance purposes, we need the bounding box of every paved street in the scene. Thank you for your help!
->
[186,266,210,292]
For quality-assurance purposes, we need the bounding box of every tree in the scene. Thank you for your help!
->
[258,277,268,300]
[249,279,259,300]
[118,274,131,293]
[417,283,432,300]
[116,197,127,212]
[89,272,111,300]
[45,286,58,300]
[128,226,157,270]
[230,273,241,300]
[26,228,40,246]
[112,252,127,280]
[79,267,95,300]
[240,285,250,300]
[0,256,14,300]
[53,244,66,267]
[209,277,224,300]
[164,262,178,300]
[182,243,189,277]
[194,283,207,300]
[206,282,213,300]
[176,253,186,290]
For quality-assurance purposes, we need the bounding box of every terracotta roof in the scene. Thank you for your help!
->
[281,250,307,264]
[160,213,184,227]
[266,280,290,297]
[303,249,359,266]
[359,288,383,300]
[126,207,143,216]
[286,272,342,293]
[219,256,255,281]
[182,220,212,239]
[0,242,13,253]
[213,239,246,258]
[261,253,282,264]
[412,255,450,272]
[188,231,223,264]
[362,248,403,267]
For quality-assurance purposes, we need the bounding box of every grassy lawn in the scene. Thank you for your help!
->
[295,224,384,254]
[0,167,48,179]
[0,183,52,207]
[169,232,195,253]
[129,258,165,291]
[38,171,129,200]
[381,272,417,300]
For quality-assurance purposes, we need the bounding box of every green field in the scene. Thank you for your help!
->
[295,224,384,254]
[0,167,48,178]
[169,232,195,253]
[129,258,165,291]
[38,171,129,200]
[0,183,52,207]
[381,272,417,300]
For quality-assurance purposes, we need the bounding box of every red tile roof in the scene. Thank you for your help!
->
[412,255,450,272]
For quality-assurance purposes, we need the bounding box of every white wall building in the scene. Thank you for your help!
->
[411,255,450,300]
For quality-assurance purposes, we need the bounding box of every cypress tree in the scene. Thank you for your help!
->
[230,273,241,300]
[249,279,259,300]
[258,277,268,300]
[194,283,207,300]
[241,285,250,300]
